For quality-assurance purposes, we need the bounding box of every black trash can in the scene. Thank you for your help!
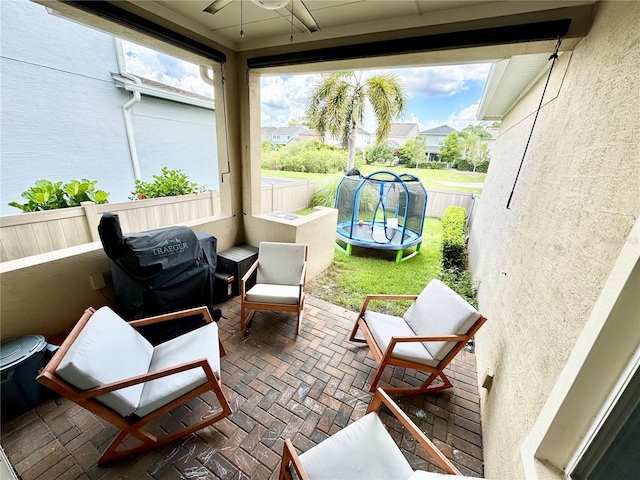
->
[1,335,56,422]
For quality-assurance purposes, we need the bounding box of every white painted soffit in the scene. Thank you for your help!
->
[477,52,554,120]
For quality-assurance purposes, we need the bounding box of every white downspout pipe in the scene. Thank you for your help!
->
[114,38,142,181]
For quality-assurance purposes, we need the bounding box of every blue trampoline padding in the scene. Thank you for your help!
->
[336,221,422,250]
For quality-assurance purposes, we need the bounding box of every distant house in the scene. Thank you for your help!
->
[324,128,372,149]
[269,127,305,145]
[293,128,320,143]
[419,125,459,161]
[261,126,276,141]
[386,123,419,147]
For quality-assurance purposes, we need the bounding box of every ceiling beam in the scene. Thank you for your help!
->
[247,18,571,69]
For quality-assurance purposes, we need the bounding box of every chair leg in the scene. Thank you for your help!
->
[368,364,387,392]
[348,317,366,343]
[381,370,454,396]
[241,303,255,332]
[98,378,233,464]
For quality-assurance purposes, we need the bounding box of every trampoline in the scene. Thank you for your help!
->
[334,169,428,262]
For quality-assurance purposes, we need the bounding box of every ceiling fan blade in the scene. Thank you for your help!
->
[203,0,235,16]
[285,0,320,33]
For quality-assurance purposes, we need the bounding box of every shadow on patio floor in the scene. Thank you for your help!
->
[1,295,483,479]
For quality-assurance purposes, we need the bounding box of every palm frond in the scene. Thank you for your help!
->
[366,74,408,145]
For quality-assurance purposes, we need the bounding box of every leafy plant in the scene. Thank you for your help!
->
[261,139,352,174]
[130,167,206,200]
[441,205,467,271]
[438,267,478,309]
[9,179,109,212]
[310,176,342,208]
[365,142,395,165]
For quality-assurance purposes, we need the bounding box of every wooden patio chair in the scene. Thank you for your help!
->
[240,242,308,334]
[37,305,232,463]
[279,388,466,480]
[349,279,487,395]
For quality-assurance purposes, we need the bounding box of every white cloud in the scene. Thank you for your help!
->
[121,41,214,98]
[259,65,490,129]
[390,64,491,98]
[407,112,426,131]
[260,74,319,126]
[446,101,482,130]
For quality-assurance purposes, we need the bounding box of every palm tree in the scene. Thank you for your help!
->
[306,72,407,171]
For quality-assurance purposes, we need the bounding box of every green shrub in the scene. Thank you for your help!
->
[366,143,394,165]
[261,139,350,174]
[438,267,478,308]
[454,159,489,173]
[9,179,109,212]
[422,162,448,170]
[310,176,342,208]
[441,205,467,271]
[130,167,205,200]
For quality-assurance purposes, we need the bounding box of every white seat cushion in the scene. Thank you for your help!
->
[408,470,480,480]
[256,242,306,285]
[403,279,480,360]
[365,311,438,367]
[56,307,153,417]
[135,321,220,418]
[298,412,414,480]
[245,283,301,305]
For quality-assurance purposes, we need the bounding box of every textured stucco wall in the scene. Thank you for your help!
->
[469,1,640,478]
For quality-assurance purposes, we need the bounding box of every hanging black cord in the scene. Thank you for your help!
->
[506,35,563,209]
[220,62,231,182]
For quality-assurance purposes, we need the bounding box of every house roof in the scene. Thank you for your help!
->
[261,126,277,135]
[112,74,214,109]
[271,127,304,135]
[420,125,458,136]
[388,123,419,138]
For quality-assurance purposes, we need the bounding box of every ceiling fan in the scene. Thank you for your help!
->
[203,0,320,41]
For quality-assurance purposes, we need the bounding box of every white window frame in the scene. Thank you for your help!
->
[565,345,640,479]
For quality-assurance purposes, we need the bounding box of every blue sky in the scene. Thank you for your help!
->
[122,41,491,133]
[260,64,492,132]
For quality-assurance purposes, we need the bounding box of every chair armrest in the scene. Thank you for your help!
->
[241,260,259,299]
[76,358,217,400]
[358,294,419,319]
[242,259,259,283]
[368,389,461,476]
[298,261,307,287]
[129,306,215,327]
[393,335,469,343]
[280,438,310,480]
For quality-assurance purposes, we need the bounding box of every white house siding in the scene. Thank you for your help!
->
[468,1,640,478]
[1,0,132,215]
[133,98,218,191]
[0,0,218,216]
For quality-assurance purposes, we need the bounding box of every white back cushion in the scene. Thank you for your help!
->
[403,279,480,361]
[56,307,153,417]
[256,242,306,285]
[135,322,221,418]
[299,412,414,480]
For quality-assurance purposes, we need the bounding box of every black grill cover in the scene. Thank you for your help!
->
[98,213,217,343]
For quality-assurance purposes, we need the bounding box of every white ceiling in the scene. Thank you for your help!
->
[131,0,596,51]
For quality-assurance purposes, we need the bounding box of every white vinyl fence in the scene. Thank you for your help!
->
[1,180,477,262]
[0,191,221,262]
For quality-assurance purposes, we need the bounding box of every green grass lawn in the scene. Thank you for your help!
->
[306,217,443,316]
[262,165,485,194]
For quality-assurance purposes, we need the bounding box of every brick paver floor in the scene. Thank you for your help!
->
[1,295,484,479]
